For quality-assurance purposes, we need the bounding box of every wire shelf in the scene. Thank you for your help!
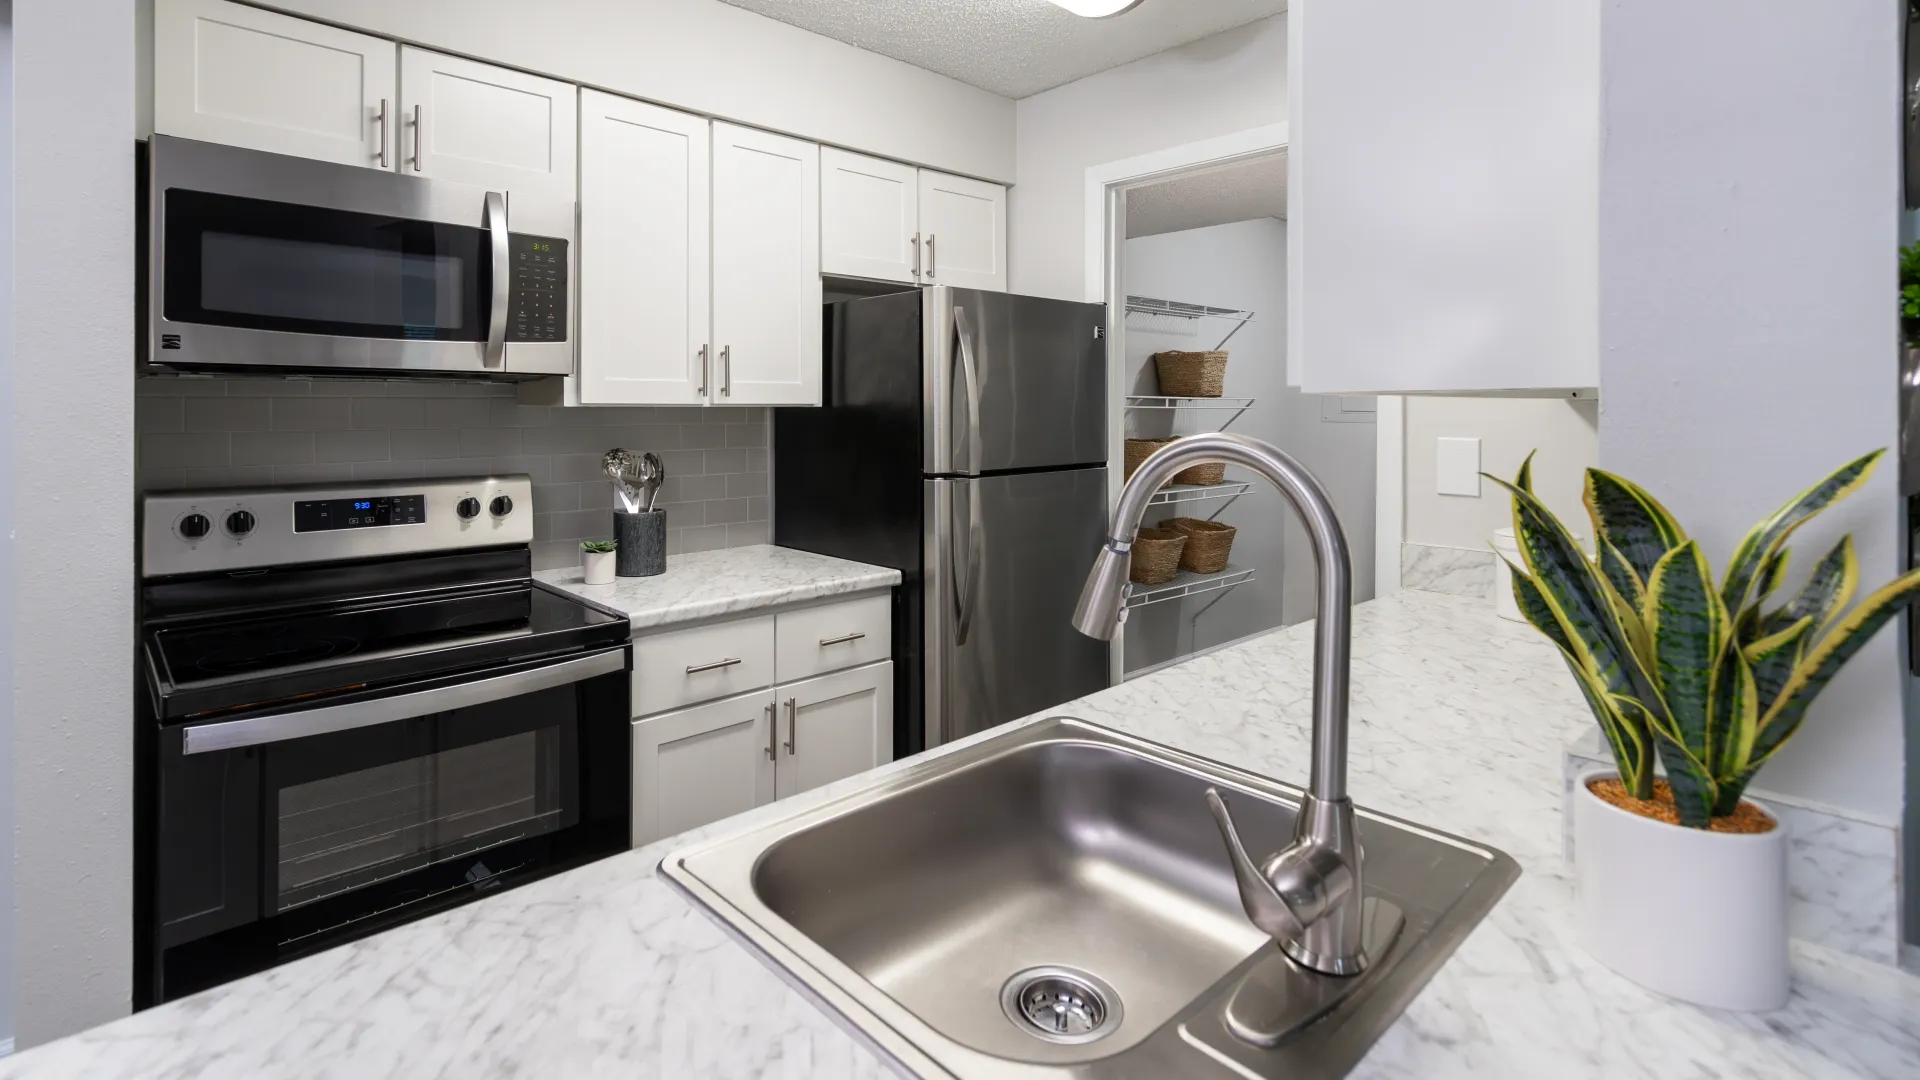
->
[1126,395,1257,411]
[1124,565,1256,610]
[1125,296,1253,321]
[1145,482,1254,507]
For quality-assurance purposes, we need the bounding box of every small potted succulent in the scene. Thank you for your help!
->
[580,539,618,586]
[1495,450,1920,1011]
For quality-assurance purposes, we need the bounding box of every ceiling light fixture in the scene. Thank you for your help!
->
[1043,0,1148,17]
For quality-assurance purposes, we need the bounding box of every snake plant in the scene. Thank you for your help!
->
[1493,450,1920,827]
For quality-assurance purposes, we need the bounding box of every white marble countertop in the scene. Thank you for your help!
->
[5,592,1915,1078]
[534,544,900,630]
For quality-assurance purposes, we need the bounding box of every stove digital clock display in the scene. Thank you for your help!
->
[294,494,427,532]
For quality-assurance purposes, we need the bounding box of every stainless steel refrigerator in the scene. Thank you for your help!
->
[775,286,1111,757]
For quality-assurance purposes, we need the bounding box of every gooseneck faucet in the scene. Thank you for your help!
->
[1073,432,1396,977]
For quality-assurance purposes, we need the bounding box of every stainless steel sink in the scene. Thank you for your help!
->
[661,717,1518,1078]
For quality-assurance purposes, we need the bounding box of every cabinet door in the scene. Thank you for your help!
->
[918,171,1007,293]
[712,123,823,406]
[1288,1,1597,392]
[578,91,711,406]
[774,662,893,801]
[820,149,920,284]
[399,47,577,199]
[153,0,396,168]
[632,689,778,847]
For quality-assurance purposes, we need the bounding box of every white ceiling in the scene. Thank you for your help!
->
[711,0,1287,99]
[1126,153,1287,239]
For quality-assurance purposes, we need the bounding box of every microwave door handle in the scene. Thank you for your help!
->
[485,190,509,368]
[180,649,626,754]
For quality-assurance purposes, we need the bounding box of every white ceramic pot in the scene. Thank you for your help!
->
[1572,769,1789,1011]
[581,549,616,586]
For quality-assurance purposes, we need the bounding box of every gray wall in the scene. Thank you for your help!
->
[13,0,137,1046]
[0,0,14,1051]
[1598,1,1902,824]
[1121,218,1375,673]
[136,378,769,569]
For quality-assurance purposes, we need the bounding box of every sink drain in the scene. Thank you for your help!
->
[1000,966,1123,1045]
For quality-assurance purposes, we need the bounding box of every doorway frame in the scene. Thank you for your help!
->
[1083,124,1403,682]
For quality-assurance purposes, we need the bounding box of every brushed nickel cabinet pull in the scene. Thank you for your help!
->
[686,657,743,675]
[783,698,797,755]
[926,234,936,278]
[410,104,423,171]
[376,98,390,167]
[764,702,777,761]
[819,632,866,648]
[697,344,709,396]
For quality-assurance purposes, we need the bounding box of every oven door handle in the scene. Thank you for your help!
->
[181,648,626,755]
[485,190,510,368]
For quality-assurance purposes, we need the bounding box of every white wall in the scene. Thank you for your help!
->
[1121,218,1374,673]
[257,0,1015,182]
[13,0,138,1046]
[0,0,14,1052]
[1403,396,1598,550]
[1012,14,1287,301]
[1599,1,1902,820]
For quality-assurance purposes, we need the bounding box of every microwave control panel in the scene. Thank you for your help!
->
[508,234,569,343]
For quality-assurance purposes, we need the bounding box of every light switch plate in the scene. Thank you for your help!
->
[1436,437,1482,497]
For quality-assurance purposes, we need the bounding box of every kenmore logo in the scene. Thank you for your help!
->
[160,334,182,350]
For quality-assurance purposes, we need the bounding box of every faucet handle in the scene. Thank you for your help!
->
[1206,788,1308,942]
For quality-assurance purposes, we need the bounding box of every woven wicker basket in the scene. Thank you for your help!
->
[1154,350,1229,397]
[1166,517,1237,574]
[1173,461,1227,486]
[1128,526,1188,585]
[1123,437,1177,481]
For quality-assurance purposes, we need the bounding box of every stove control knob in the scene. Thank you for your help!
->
[225,510,256,537]
[489,495,514,518]
[178,513,211,540]
[457,497,482,520]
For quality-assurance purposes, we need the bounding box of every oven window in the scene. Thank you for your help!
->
[275,727,564,911]
[164,188,489,341]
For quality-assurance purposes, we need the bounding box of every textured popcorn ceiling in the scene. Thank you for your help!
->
[1126,153,1287,239]
[712,0,1287,99]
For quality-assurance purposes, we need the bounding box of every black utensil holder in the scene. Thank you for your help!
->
[615,509,666,577]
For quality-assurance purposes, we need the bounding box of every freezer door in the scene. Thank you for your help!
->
[924,469,1111,748]
[923,288,1106,475]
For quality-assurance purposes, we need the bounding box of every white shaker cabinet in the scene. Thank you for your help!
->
[153,0,396,169]
[712,123,823,406]
[772,663,894,800]
[577,91,711,406]
[631,690,777,848]
[917,170,1008,293]
[399,47,577,199]
[820,149,922,284]
[1288,0,1598,393]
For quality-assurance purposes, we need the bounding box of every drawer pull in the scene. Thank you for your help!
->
[686,657,743,675]
[819,632,867,648]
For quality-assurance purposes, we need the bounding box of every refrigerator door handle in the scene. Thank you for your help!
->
[954,479,984,647]
[952,305,983,475]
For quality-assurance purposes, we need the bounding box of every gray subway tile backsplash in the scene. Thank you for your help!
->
[136,375,772,570]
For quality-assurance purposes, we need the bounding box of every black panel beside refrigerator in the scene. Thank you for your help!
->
[776,287,1111,760]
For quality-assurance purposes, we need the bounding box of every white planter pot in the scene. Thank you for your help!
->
[1573,769,1789,1011]
[581,549,616,586]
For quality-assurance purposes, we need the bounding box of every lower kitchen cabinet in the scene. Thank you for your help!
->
[632,659,893,847]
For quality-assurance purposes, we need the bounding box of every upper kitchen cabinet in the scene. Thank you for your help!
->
[577,91,711,406]
[820,149,921,284]
[1288,1,1598,393]
[398,47,577,199]
[153,0,396,169]
[917,170,1008,293]
[712,122,823,407]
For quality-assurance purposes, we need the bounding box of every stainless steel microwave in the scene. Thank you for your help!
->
[146,135,573,378]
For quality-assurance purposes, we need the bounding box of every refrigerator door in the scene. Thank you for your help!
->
[924,468,1111,748]
[924,288,1106,475]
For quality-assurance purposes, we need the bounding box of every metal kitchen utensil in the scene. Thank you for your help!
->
[638,452,665,512]
[602,448,642,513]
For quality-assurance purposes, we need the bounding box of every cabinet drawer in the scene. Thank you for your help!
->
[632,615,775,717]
[775,593,892,682]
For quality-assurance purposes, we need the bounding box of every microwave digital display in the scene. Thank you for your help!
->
[294,495,426,532]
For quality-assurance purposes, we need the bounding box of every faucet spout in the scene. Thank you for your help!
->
[1074,432,1385,975]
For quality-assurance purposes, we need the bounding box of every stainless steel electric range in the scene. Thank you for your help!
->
[135,475,632,1006]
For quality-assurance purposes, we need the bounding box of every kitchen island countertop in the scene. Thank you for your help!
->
[535,543,900,630]
[4,591,1915,1078]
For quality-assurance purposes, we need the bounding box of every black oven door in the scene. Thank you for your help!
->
[146,645,629,1004]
